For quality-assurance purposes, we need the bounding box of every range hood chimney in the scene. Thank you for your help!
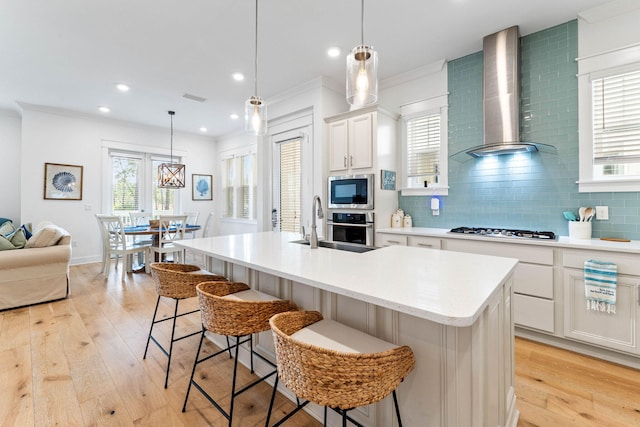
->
[452,26,556,161]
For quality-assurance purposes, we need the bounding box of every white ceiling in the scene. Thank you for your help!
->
[0,0,615,137]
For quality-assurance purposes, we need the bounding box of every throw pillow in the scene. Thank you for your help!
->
[0,221,15,236]
[9,228,27,248]
[21,224,32,239]
[0,235,16,251]
[24,225,66,248]
[0,218,11,227]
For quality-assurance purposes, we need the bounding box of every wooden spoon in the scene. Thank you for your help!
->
[579,207,587,221]
[584,207,595,222]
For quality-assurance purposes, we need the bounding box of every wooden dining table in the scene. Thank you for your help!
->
[123,224,201,271]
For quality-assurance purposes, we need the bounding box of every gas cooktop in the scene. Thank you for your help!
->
[449,227,556,240]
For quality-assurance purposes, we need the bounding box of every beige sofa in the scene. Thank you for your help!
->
[0,226,71,311]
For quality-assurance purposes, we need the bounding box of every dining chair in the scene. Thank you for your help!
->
[129,211,152,226]
[183,211,199,227]
[129,211,153,264]
[201,211,215,238]
[145,215,188,272]
[95,214,148,282]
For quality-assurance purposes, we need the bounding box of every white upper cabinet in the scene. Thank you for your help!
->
[328,112,373,172]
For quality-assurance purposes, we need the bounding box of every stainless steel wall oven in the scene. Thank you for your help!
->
[327,212,374,246]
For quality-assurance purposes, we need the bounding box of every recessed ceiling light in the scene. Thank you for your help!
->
[230,113,239,120]
[116,83,130,92]
[199,127,208,132]
[232,73,244,81]
[98,106,110,113]
[327,47,341,58]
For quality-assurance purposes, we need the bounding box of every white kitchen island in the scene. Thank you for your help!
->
[176,231,519,427]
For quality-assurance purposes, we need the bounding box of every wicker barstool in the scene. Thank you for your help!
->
[265,310,416,427]
[182,281,298,426]
[144,262,228,388]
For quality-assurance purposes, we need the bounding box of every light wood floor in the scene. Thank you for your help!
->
[1,262,639,426]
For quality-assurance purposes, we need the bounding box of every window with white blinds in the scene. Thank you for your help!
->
[592,69,640,178]
[406,113,441,187]
[112,154,141,218]
[221,152,256,220]
[278,139,301,232]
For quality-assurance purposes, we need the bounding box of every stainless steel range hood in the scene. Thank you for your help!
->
[451,26,556,161]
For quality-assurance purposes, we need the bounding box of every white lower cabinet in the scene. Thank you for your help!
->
[444,238,555,333]
[562,249,640,355]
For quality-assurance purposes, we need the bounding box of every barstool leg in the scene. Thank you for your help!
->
[143,295,161,359]
[342,410,347,427]
[323,406,328,426]
[164,299,180,388]
[249,334,254,373]
[392,390,403,427]
[264,374,279,427]
[228,336,242,426]
[182,328,206,412]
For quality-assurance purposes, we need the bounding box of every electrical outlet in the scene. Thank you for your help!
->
[595,206,609,220]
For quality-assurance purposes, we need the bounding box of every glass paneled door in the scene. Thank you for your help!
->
[272,138,302,232]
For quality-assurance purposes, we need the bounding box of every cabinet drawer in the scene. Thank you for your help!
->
[444,239,553,265]
[514,293,555,333]
[408,235,441,250]
[513,264,553,299]
[377,234,407,246]
[563,249,640,276]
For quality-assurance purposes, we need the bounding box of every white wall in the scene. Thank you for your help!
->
[0,109,22,223]
[214,77,345,237]
[20,105,217,265]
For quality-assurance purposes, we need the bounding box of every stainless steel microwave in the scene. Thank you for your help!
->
[328,174,374,210]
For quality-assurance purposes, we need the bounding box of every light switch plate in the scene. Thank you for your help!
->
[595,206,609,220]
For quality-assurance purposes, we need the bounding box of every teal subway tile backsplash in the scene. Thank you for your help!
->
[399,20,640,240]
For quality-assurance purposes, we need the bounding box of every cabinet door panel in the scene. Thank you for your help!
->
[348,113,373,169]
[328,119,348,172]
[563,268,638,353]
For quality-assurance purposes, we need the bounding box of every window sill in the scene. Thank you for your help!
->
[400,186,449,196]
[577,179,640,193]
[220,217,257,225]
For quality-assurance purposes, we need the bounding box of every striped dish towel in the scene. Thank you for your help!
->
[584,259,617,314]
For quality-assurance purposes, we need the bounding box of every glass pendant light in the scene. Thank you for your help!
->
[245,0,267,135]
[346,0,378,106]
[158,111,186,188]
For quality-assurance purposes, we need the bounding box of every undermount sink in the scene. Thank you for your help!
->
[290,239,378,253]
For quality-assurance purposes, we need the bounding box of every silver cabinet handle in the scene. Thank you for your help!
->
[417,243,433,247]
[350,155,353,167]
[387,240,400,244]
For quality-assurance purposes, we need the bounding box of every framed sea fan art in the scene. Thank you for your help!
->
[192,174,212,201]
[44,163,83,200]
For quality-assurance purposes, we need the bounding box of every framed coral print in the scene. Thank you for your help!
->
[44,163,83,200]
[192,174,212,200]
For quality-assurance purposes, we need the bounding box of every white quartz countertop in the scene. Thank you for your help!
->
[377,227,640,254]
[176,231,518,327]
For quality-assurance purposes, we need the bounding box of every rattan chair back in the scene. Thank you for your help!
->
[150,263,227,300]
[269,310,415,410]
[196,281,298,337]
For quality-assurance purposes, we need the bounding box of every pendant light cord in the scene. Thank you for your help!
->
[254,0,259,97]
[169,111,175,164]
[360,0,364,46]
